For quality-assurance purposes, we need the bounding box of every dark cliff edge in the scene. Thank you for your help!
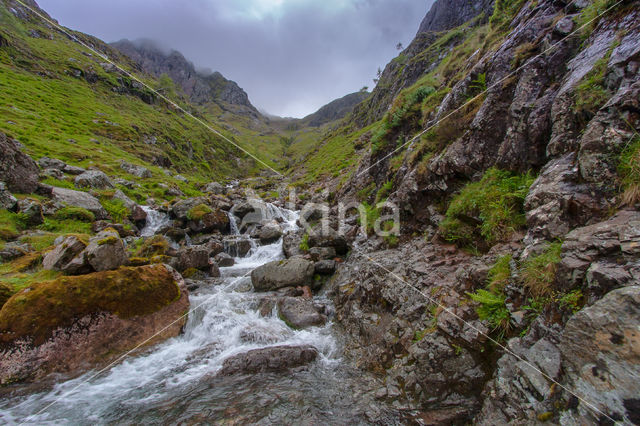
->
[301,91,371,127]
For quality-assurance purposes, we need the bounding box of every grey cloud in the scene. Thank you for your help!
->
[38,0,432,117]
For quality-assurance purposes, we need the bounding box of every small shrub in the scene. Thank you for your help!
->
[521,242,562,297]
[468,73,487,97]
[558,289,583,314]
[101,198,129,224]
[187,204,213,221]
[467,288,510,333]
[490,0,526,30]
[299,233,310,252]
[618,135,640,206]
[54,206,95,223]
[487,254,512,292]
[375,180,393,203]
[440,168,535,248]
[511,42,538,69]
[360,201,381,235]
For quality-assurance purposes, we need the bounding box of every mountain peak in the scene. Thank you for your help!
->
[111,39,257,113]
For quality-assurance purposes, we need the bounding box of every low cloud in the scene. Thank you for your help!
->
[38,0,432,117]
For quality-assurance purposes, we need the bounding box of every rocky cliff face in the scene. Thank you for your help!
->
[418,0,494,33]
[111,39,257,113]
[303,0,640,423]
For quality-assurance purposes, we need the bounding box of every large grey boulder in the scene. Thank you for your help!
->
[277,297,327,329]
[82,229,128,272]
[63,164,86,175]
[51,187,108,220]
[0,132,40,193]
[258,223,282,245]
[555,210,640,296]
[42,236,86,271]
[309,247,336,261]
[251,257,315,291]
[214,252,235,267]
[218,345,318,376]
[120,161,152,178]
[0,182,17,211]
[74,170,114,190]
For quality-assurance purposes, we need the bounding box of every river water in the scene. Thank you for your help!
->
[0,204,400,424]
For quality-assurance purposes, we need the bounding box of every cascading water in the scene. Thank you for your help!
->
[139,206,171,238]
[0,203,393,424]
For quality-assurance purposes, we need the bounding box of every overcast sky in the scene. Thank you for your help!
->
[37,0,432,117]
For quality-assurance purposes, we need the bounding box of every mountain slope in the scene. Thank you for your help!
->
[0,0,271,188]
[111,39,258,114]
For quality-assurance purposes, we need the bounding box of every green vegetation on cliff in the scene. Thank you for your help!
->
[440,169,534,249]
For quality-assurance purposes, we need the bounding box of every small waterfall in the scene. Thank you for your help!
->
[228,212,240,235]
[140,206,171,237]
[184,233,192,247]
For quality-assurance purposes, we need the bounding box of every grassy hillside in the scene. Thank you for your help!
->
[0,0,312,188]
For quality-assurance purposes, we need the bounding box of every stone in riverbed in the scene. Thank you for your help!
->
[251,257,315,291]
[215,252,235,267]
[277,297,327,329]
[171,245,210,272]
[315,259,336,275]
[217,345,318,376]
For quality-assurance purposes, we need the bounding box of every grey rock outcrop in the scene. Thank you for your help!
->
[277,297,327,329]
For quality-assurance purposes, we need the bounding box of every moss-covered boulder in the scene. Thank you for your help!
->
[0,264,189,384]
